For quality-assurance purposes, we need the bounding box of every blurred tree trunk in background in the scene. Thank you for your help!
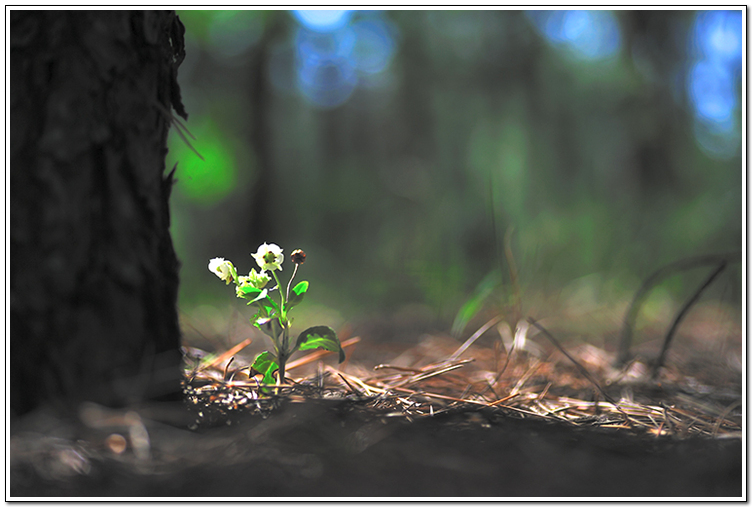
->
[10,10,186,415]
[248,12,284,246]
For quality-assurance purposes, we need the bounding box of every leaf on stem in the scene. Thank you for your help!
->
[237,285,263,299]
[252,351,278,385]
[286,281,309,308]
[238,286,278,314]
[294,325,345,363]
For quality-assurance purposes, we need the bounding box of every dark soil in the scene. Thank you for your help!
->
[11,307,743,498]
[9,398,741,498]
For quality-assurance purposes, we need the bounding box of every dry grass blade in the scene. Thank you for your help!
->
[389,386,488,407]
[337,372,361,395]
[203,337,252,371]
[528,318,640,428]
[407,363,469,383]
[388,359,474,388]
[326,366,385,396]
[528,319,616,405]
[487,393,520,407]
[449,316,502,360]
[151,98,205,161]
[173,125,205,161]
[510,358,543,396]
[373,365,423,373]
[713,400,743,437]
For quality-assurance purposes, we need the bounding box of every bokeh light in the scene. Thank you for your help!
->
[692,10,743,64]
[293,10,352,33]
[289,11,398,109]
[688,60,737,128]
[351,18,398,74]
[295,26,358,108]
[686,10,742,159]
[528,10,622,60]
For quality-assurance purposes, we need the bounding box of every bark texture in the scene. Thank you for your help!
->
[10,11,186,415]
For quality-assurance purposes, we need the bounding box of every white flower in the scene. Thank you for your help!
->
[238,268,271,290]
[208,257,235,285]
[251,243,284,272]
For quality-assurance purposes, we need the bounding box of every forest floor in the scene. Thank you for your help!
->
[9,302,743,498]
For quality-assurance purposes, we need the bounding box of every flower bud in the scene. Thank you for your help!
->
[291,249,306,265]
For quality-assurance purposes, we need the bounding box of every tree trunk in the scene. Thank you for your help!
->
[10,10,186,415]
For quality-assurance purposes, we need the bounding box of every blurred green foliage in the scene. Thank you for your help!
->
[167,10,742,332]
[168,118,240,205]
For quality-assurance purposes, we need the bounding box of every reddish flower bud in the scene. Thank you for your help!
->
[291,249,306,265]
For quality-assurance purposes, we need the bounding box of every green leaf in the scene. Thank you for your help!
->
[252,351,278,385]
[451,270,501,338]
[238,286,278,313]
[294,325,345,363]
[237,285,263,299]
[286,281,309,308]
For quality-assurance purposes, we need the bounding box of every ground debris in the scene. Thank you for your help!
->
[184,324,742,439]
[10,320,742,498]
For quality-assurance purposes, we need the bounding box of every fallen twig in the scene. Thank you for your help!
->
[449,316,502,361]
[617,252,740,366]
[653,261,727,376]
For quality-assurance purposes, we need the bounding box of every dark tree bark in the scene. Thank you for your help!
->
[10,11,186,415]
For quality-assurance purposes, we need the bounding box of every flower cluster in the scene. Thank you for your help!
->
[209,243,283,296]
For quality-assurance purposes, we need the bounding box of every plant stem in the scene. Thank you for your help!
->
[277,350,286,385]
[286,263,299,302]
[271,269,289,383]
[272,270,286,310]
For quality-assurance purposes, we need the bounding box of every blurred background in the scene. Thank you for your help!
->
[168,9,743,353]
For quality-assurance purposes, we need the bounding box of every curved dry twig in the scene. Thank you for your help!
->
[616,252,740,366]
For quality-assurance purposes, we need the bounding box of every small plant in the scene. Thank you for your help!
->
[209,243,345,385]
